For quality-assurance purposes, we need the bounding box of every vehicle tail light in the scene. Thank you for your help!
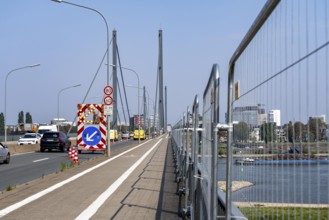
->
[58,136,62,143]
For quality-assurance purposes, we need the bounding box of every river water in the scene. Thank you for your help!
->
[217,158,329,204]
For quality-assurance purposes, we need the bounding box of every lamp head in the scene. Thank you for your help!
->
[29,64,41,67]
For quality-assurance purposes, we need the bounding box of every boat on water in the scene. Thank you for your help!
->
[235,158,256,165]
[235,157,329,165]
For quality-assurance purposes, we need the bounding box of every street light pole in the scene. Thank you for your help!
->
[57,84,81,131]
[51,0,111,157]
[106,64,141,143]
[4,64,40,144]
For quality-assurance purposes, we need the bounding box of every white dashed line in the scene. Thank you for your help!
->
[33,158,49,163]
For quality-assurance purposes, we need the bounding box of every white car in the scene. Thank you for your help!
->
[0,142,10,164]
[17,133,42,145]
[121,131,130,139]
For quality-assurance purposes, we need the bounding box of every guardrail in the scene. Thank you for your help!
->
[5,138,77,155]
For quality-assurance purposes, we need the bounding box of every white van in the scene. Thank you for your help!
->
[37,125,58,136]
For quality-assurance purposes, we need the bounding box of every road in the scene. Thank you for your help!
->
[0,139,136,191]
[0,136,179,219]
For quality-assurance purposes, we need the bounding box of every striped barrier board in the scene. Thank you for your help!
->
[77,104,106,152]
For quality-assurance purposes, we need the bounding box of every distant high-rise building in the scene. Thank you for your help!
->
[148,114,159,130]
[268,110,281,126]
[232,104,267,128]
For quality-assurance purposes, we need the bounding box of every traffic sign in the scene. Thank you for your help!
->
[104,86,113,95]
[104,105,113,115]
[104,95,113,105]
[82,126,101,146]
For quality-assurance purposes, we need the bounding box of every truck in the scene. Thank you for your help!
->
[37,125,58,136]
[134,129,145,140]
[109,130,119,141]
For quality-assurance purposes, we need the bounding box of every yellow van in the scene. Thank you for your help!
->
[109,130,118,141]
[134,129,145,140]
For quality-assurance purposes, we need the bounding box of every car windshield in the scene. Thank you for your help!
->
[38,129,50,134]
[23,134,36,138]
[43,133,58,138]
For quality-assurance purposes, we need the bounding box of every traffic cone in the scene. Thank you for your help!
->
[70,149,75,160]
[68,148,72,159]
[74,150,78,163]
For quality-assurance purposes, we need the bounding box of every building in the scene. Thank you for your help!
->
[148,114,159,130]
[134,114,145,127]
[129,114,145,129]
[232,104,267,128]
[249,127,260,142]
[311,114,326,123]
[268,110,281,126]
[51,118,73,126]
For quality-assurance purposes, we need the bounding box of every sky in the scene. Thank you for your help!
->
[0,0,267,126]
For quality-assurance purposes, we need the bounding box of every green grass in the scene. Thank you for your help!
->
[240,207,328,220]
[60,162,68,172]
[6,185,16,191]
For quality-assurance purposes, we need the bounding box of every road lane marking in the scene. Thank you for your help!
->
[0,139,153,218]
[75,139,163,220]
[12,152,34,157]
[33,158,49,163]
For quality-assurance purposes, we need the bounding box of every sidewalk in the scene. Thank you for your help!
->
[0,136,181,219]
[94,135,181,219]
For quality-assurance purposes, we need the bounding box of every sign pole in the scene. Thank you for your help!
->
[104,85,113,157]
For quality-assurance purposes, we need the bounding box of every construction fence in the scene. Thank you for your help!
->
[172,0,329,219]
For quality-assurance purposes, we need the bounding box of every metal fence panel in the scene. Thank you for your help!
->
[227,0,329,219]
[201,64,220,219]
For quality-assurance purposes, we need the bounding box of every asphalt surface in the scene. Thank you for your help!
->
[0,139,136,191]
[0,135,180,219]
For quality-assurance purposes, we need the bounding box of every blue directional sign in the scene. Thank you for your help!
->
[82,126,101,146]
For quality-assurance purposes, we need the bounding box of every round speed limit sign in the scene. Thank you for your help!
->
[103,95,113,105]
[104,86,113,95]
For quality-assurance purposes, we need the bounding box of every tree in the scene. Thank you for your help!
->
[287,121,294,143]
[18,111,24,124]
[294,121,305,142]
[286,121,305,143]
[233,121,249,142]
[307,117,327,141]
[26,112,33,123]
[260,122,277,143]
[0,112,4,135]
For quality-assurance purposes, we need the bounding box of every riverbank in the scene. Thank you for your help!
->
[218,181,253,192]
[235,202,329,208]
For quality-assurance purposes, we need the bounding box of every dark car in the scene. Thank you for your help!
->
[0,142,10,164]
[40,131,71,152]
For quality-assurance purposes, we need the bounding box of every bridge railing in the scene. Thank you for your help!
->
[172,0,329,219]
